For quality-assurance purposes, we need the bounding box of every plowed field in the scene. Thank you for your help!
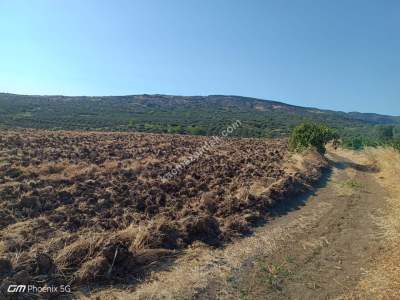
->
[0,129,326,298]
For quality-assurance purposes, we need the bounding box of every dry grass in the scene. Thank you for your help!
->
[339,148,400,299]
[20,160,99,181]
[55,234,104,271]
[335,178,364,196]
[0,220,35,257]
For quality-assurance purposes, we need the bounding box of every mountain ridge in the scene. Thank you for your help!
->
[0,92,399,138]
[1,92,398,117]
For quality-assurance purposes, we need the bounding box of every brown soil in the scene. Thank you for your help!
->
[103,148,395,300]
[0,129,326,299]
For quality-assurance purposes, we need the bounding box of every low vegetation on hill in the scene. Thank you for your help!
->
[342,124,400,151]
[1,93,399,142]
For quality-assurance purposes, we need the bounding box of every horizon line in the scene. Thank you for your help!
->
[0,91,398,117]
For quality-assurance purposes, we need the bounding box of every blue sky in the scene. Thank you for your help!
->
[0,0,399,115]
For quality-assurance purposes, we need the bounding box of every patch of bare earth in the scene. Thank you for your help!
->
[0,129,326,299]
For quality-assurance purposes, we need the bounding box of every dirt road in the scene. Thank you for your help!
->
[220,150,387,300]
[89,148,400,300]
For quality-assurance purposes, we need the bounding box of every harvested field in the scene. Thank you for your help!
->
[0,129,327,298]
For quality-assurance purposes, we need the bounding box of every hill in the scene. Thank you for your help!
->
[0,93,399,138]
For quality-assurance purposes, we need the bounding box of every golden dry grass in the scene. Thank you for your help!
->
[20,160,99,181]
[55,234,104,271]
[339,148,400,299]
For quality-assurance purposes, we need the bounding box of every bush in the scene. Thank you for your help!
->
[374,125,394,142]
[187,126,206,135]
[342,136,383,150]
[289,122,339,154]
[128,118,137,128]
[342,137,364,150]
[390,140,400,152]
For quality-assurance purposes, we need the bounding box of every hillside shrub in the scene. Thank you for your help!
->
[374,125,395,142]
[289,122,339,154]
[390,140,400,152]
[342,137,364,150]
[341,136,380,150]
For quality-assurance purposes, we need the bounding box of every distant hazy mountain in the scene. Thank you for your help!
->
[0,93,398,138]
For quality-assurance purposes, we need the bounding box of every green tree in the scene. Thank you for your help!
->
[392,125,400,140]
[289,122,339,154]
[391,140,400,151]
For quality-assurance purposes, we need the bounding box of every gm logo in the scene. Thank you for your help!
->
[7,285,26,293]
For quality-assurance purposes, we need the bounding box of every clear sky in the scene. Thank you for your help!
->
[0,0,399,115]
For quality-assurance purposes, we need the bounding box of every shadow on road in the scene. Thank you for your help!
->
[327,152,379,173]
[268,166,332,219]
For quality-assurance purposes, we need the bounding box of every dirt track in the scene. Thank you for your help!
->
[222,150,387,300]
[98,148,397,300]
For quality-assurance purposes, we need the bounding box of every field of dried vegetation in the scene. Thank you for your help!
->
[0,129,327,298]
